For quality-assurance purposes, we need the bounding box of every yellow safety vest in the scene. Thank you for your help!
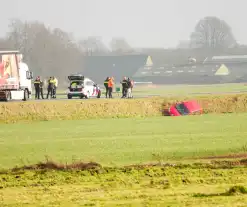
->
[54,78,58,87]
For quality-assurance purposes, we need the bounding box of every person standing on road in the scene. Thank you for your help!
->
[53,76,58,98]
[120,76,128,98]
[104,77,109,98]
[46,77,55,99]
[108,77,114,98]
[39,79,44,99]
[34,76,41,99]
[126,77,133,98]
[130,79,134,98]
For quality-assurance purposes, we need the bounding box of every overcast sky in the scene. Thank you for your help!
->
[0,0,245,48]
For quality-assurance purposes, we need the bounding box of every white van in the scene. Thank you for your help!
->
[67,74,101,99]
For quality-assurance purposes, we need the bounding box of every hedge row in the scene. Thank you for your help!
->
[1,94,247,123]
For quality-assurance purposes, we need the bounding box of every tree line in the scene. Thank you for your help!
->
[0,16,245,85]
[0,19,136,85]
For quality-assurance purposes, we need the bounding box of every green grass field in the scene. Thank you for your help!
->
[139,83,247,96]
[0,113,247,168]
[130,83,247,96]
[37,83,247,99]
[1,113,247,206]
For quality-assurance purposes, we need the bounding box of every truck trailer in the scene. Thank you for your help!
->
[0,50,33,101]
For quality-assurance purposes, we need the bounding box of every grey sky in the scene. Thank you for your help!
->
[0,0,245,48]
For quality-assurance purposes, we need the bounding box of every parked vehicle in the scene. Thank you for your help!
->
[0,51,33,101]
[67,74,101,99]
[165,100,202,116]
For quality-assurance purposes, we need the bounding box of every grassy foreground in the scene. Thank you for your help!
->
[1,165,247,206]
[1,113,247,168]
[1,114,247,206]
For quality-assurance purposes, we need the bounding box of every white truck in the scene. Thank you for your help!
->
[0,50,33,101]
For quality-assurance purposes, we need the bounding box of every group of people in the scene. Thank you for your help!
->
[33,76,58,99]
[34,75,133,100]
[120,77,134,98]
[103,76,134,99]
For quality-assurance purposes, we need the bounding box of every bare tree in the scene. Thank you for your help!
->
[190,16,236,49]
[5,19,84,85]
[79,36,109,55]
[0,38,13,50]
[110,37,132,53]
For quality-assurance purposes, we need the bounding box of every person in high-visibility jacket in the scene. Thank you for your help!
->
[53,76,58,98]
[108,77,114,98]
[47,77,55,99]
[104,77,109,98]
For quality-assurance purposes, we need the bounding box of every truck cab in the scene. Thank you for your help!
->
[0,51,33,101]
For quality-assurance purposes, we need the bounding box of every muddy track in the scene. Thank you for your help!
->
[5,158,247,174]
[200,153,247,160]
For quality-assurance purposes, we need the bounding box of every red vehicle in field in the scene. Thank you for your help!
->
[166,100,203,116]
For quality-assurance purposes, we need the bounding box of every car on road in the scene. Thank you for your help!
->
[67,74,101,99]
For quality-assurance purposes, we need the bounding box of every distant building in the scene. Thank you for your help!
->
[83,54,153,84]
[134,54,247,84]
[81,53,247,85]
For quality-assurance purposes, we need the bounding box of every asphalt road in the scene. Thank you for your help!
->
[0,93,161,102]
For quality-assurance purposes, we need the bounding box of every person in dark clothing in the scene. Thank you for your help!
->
[120,76,128,98]
[46,77,55,99]
[40,80,44,99]
[34,76,41,99]
[126,77,133,98]
[104,77,109,98]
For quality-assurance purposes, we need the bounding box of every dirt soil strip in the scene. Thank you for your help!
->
[200,153,247,159]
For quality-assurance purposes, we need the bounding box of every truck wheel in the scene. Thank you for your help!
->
[68,95,72,99]
[23,90,28,101]
[5,92,11,102]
